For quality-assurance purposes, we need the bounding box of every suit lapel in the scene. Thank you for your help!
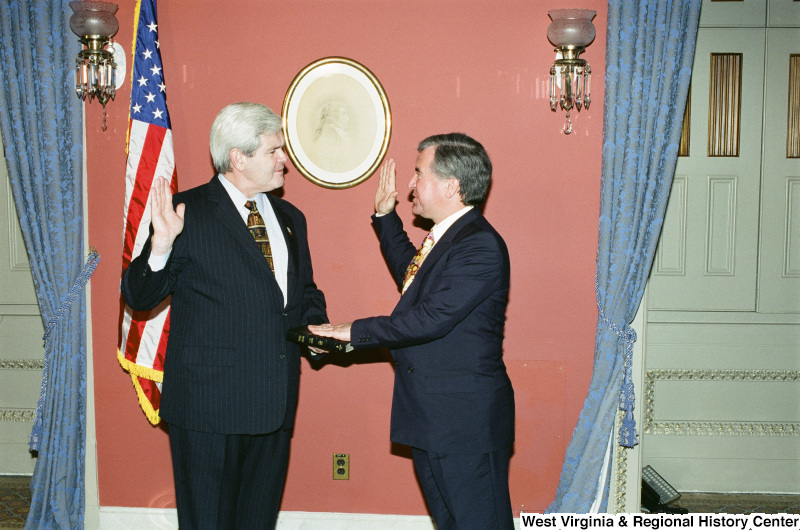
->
[399,209,482,301]
[208,177,284,288]
[208,177,265,262]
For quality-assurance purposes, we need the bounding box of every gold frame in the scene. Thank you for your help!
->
[282,57,391,189]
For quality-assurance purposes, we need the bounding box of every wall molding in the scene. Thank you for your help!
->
[643,369,799,436]
[0,409,35,422]
[0,359,44,370]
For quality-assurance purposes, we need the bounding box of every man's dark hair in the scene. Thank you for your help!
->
[418,132,492,206]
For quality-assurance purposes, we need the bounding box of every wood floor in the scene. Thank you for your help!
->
[1,476,798,528]
[675,493,800,514]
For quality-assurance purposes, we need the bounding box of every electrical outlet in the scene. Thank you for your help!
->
[333,453,349,480]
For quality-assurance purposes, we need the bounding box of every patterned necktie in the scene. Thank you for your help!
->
[402,232,435,294]
[245,200,274,274]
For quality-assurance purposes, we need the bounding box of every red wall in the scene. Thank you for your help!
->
[89,0,606,516]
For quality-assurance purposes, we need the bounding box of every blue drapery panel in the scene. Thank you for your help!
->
[547,0,701,513]
[0,2,91,528]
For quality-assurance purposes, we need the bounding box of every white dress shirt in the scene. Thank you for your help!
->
[429,205,474,245]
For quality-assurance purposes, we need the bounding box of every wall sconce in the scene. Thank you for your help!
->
[69,0,120,131]
[547,9,596,135]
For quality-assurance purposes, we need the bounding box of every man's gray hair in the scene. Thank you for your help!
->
[418,132,492,206]
[210,102,283,174]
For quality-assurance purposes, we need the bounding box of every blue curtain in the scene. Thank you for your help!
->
[547,0,701,513]
[0,2,97,528]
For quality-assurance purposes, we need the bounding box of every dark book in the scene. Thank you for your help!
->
[286,326,353,353]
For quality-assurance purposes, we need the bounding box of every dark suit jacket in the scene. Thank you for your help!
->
[121,176,327,435]
[350,209,514,454]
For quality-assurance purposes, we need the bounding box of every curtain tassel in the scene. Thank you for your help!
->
[596,275,639,448]
[30,248,101,451]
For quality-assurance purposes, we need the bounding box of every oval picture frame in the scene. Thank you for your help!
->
[282,57,391,189]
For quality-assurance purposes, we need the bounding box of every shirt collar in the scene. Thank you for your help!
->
[431,205,473,242]
[218,174,266,213]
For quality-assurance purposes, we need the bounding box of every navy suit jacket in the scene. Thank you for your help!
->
[121,176,327,435]
[351,209,514,454]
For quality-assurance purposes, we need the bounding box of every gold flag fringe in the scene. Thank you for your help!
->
[118,349,162,425]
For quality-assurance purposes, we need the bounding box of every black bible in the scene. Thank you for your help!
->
[286,326,353,353]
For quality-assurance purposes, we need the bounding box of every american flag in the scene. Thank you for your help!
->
[117,0,175,425]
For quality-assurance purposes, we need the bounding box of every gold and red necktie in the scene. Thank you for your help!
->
[245,200,274,274]
[402,232,435,294]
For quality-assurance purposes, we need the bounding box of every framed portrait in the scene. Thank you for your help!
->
[282,57,392,189]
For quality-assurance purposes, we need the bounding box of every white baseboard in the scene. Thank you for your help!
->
[99,507,177,529]
[277,512,437,529]
[98,507,437,529]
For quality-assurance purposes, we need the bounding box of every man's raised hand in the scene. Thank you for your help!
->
[374,159,399,215]
[149,176,185,256]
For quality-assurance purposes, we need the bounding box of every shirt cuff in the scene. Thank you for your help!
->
[147,250,171,272]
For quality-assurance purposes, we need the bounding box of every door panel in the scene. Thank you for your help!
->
[648,29,765,311]
[769,0,800,27]
[638,1,800,497]
[757,28,800,313]
[700,0,765,28]
[0,131,41,475]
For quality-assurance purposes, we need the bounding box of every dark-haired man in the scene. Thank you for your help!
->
[312,133,514,529]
